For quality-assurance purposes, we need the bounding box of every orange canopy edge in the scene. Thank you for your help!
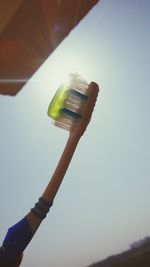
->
[0,0,99,96]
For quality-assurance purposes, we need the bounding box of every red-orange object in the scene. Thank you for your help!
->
[0,0,99,96]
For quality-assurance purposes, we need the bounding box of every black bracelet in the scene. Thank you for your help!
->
[31,198,53,219]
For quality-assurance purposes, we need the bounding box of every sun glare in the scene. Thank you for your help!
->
[29,41,92,102]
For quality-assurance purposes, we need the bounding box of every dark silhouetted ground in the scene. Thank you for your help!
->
[88,237,150,267]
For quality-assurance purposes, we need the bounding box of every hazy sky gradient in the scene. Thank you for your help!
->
[0,1,150,266]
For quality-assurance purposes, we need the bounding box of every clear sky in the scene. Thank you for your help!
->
[0,1,150,266]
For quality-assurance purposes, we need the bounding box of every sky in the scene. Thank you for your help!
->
[0,0,150,266]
